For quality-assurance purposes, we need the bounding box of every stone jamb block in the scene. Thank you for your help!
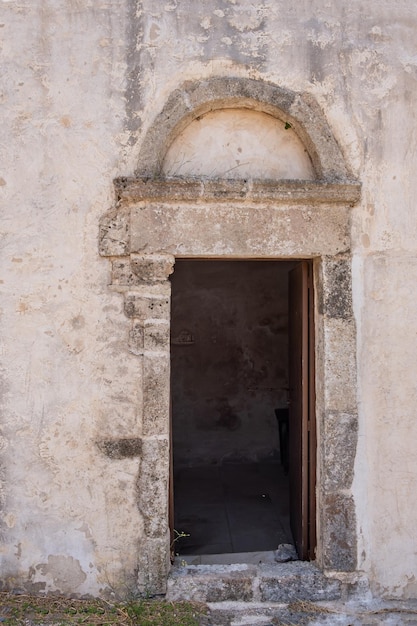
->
[322,493,357,572]
[322,411,358,492]
[144,321,170,352]
[137,533,171,596]
[137,437,170,539]
[111,258,144,287]
[130,253,175,283]
[99,206,130,256]
[124,293,170,320]
[142,355,170,436]
[321,255,353,319]
[128,320,170,355]
[128,319,144,355]
[322,317,357,413]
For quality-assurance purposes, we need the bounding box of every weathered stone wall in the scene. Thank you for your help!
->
[1,0,417,600]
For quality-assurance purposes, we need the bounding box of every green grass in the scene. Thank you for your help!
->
[0,593,206,625]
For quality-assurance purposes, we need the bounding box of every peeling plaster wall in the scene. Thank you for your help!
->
[0,1,140,597]
[1,0,417,599]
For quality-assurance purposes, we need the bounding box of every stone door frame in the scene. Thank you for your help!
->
[98,77,361,594]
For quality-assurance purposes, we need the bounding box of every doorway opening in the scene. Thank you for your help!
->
[170,259,316,563]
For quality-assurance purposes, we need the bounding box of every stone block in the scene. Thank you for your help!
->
[128,320,144,355]
[323,411,358,491]
[96,438,142,459]
[137,437,169,538]
[118,178,360,205]
[323,318,356,412]
[167,563,256,602]
[99,207,130,256]
[144,321,170,351]
[322,493,357,571]
[111,259,141,287]
[128,320,170,355]
[130,204,350,258]
[258,561,341,602]
[137,534,171,596]
[321,256,353,319]
[124,293,170,320]
[130,253,174,283]
[142,354,170,435]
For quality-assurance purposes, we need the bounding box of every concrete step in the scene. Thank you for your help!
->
[166,560,341,604]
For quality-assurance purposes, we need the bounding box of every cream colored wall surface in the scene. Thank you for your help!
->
[0,1,142,596]
[162,109,315,179]
[1,0,417,598]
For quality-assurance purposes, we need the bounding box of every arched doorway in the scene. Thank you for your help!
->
[98,77,361,594]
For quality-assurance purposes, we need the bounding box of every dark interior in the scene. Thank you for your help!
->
[170,260,296,556]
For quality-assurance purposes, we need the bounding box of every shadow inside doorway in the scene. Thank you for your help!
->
[174,461,293,558]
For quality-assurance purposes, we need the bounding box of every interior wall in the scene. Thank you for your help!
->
[171,260,296,466]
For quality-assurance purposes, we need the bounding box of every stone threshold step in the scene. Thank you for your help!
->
[179,550,277,566]
[207,601,293,626]
[204,600,417,626]
[205,600,417,626]
[205,600,347,626]
[166,560,341,604]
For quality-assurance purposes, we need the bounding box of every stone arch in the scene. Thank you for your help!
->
[136,77,351,182]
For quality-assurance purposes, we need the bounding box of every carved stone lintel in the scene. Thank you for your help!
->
[115,177,361,205]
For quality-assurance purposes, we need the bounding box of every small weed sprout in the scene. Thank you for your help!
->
[170,529,190,559]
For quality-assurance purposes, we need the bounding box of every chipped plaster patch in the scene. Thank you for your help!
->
[227,8,263,33]
[36,555,87,595]
[200,16,211,30]
[348,48,397,98]
[149,22,161,42]
[368,25,391,44]
[4,513,16,528]
[305,16,340,49]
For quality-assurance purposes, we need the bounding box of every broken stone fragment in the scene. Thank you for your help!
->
[274,543,298,563]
